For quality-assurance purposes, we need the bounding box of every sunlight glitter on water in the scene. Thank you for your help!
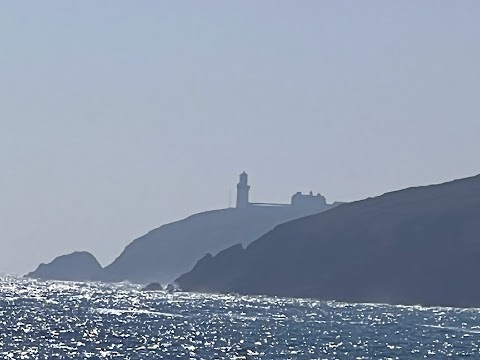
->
[1,275,480,359]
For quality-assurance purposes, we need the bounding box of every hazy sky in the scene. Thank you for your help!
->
[1,1,480,275]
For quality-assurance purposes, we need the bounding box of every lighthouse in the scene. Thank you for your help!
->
[236,172,250,208]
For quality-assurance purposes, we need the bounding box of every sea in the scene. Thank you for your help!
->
[1,276,480,359]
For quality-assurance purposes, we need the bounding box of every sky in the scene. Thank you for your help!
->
[1,1,480,275]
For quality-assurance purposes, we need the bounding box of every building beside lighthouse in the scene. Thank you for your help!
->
[234,172,334,210]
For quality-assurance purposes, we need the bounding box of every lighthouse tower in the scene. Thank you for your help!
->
[236,172,250,208]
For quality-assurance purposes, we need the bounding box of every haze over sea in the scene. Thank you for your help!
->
[1,276,479,359]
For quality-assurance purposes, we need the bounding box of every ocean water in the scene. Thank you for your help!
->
[1,276,480,359]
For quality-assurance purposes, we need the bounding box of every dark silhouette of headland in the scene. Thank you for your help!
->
[26,173,340,284]
[26,251,102,282]
[176,174,480,308]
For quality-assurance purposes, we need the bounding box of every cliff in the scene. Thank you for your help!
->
[26,251,102,282]
[97,205,337,284]
[26,203,338,284]
[176,174,480,308]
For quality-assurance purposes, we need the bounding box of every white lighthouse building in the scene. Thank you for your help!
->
[236,172,250,208]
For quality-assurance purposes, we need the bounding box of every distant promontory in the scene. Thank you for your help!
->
[26,172,340,284]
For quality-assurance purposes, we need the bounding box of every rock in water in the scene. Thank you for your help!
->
[142,282,163,291]
[25,251,102,282]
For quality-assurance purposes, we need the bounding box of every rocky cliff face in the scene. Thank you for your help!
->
[97,205,337,284]
[176,174,480,308]
[26,203,338,284]
[26,251,102,282]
